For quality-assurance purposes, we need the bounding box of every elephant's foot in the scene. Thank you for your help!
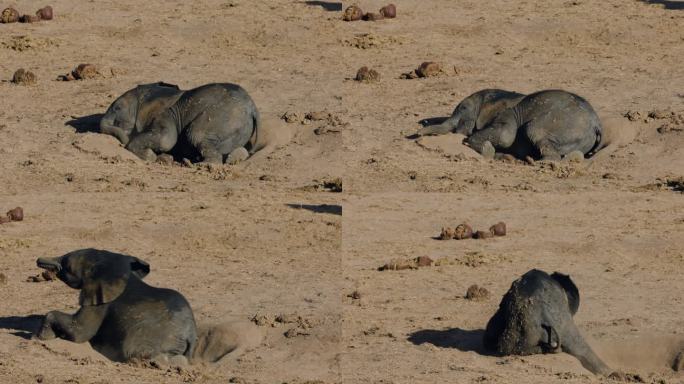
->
[562,150,585,163]
[226,147,249,165]
[151,354,189,368]
[35,316,56,340]
[129,148,157,162]
[480,141,496,159]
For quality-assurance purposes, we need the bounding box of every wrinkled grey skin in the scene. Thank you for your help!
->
[418,89,526,137]
[35,249,197,363]
[465,90,603,160]
[484,269,613,376]
[100,82,260,163]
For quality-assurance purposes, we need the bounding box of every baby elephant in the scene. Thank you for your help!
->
[465,90,603,160]
[100,82,260,164]
[484,269,613,376]
[35,249,197,363]
[417,89,526,137]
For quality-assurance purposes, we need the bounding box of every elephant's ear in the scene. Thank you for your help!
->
[130,256,150,279]
[551,272,580,315]
[79,252,142,306]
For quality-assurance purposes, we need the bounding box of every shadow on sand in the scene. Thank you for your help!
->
[302,1,343,11]
[65,113,104,133]
[286,203,342,215]
[407,328,491,355]
[638,0,684,10]
[0,315,43,340]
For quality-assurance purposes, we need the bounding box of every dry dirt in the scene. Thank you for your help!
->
[1,0,683,383]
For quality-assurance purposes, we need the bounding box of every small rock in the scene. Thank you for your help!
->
[342,5,363,21]
[474,230,493,239]
[379,4,396,18]
[407,170,417,180]
[12,69,37,86]
[348,291,361,300]
[489,222,506,236]
[416,62,441,78]
[1,7,20,23]
[355,66,380,83]
[284,328,299,338]
[454,223,473,240]
[415,256,433,267]
[465,285,490,301]
[7,207,23,221]
[282,111,303,124]
[322,177,342,192]
[35,374,44,383]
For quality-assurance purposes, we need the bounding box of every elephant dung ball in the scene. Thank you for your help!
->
[416,62,441,78]
[12,69,37,86]
[19,14,41,23]
[439,227,455,240]
[41,270,56,281]
[72,64,98,80]
[474,230,493,239]
[1,7,20,23]
[342,5,363,21]
[7,207,23,221]
[379,4,396,18]
[489,222,506,236]
[454,223,474,240]
[355,66,380,83]
[363,12,384,21]
[414,256,433,267]
[465,284,490,301]
[36,6,53,20]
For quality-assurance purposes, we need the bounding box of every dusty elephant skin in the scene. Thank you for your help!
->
[35,249,198,363]
[483,269,613,376]
[100,82,260,163]
[465,90,603,160]
[418,89,526,137]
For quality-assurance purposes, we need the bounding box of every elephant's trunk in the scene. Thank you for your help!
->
[417,115,460,136]
[562,323,612,376]
[36,257,61,273]
[100,120,130,145]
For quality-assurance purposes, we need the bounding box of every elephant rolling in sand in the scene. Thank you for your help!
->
[100,82,260,164]
[484,269,614,376]
[417,89,526,137]
[35,249,258,364]
[465,90,603,160]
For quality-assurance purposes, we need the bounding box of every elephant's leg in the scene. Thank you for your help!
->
[466,119,518,158]
[37,306,106,343]
[197,144,223,164]
[561,324,612,376]
[126,119,178,162]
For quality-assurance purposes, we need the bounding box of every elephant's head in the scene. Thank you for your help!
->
[484,269,612,376]
[99,82,182,145]
[417,92,482,136]
[37,249,150,306]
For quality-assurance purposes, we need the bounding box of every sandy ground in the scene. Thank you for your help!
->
[1,0,683,383]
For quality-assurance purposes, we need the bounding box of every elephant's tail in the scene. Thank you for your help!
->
[248,109,261,155]
[191,321,263,364]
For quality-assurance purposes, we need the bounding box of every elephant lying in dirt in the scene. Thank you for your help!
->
[419,89,603,161]
[100,82,259,164]
[35,249,258,364]
[484,269,614,376]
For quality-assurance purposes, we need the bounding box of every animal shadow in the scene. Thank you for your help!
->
[407,328,491,355]
[65,113,104,133]
[286,203,342,215]
[638,0,684,10]
[303,1,342,11]
[0,315,44,340]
